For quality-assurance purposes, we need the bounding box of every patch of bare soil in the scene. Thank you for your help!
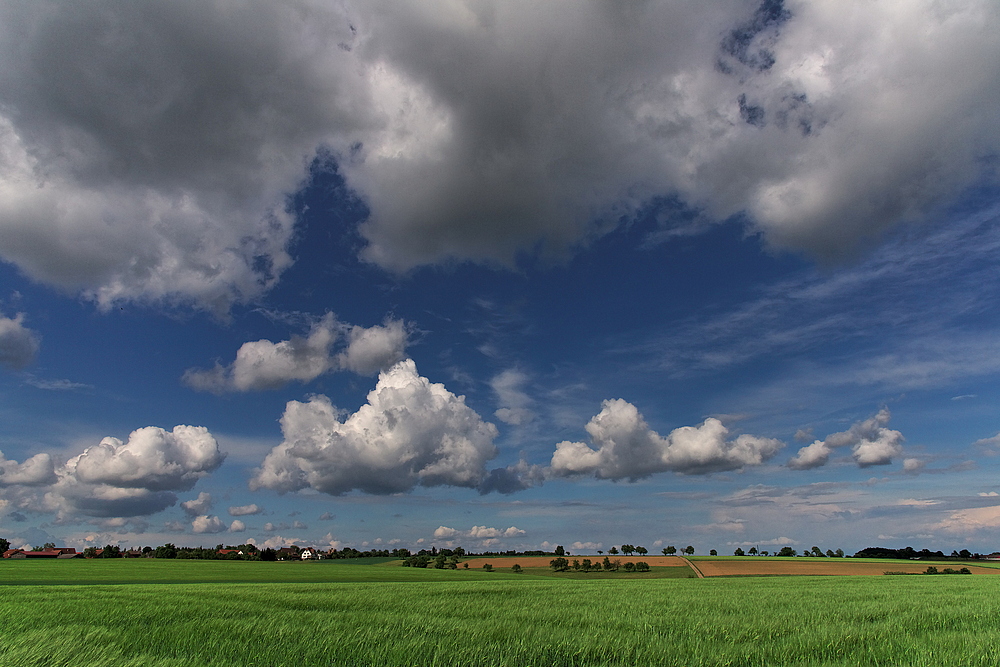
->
[464,555,689,568]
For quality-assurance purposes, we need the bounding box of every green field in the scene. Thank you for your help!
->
[3,560,1000,666]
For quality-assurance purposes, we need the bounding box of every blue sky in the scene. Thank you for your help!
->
[1,0,1000,555]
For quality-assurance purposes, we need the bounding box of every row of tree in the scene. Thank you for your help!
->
[732,546,846,557]
[550,556,651,572]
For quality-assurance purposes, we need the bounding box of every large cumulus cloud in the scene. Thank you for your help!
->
[0,0,995,306]
[0,451,56,486]
[251,359,499,495]
[550,399,783,480]
[183,314,408,392]
[44,425,226,518]
[788,408,904,469]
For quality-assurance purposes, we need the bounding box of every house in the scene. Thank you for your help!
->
[3,549,24,558]
[300,548,318,560]
[217,549,243,556]
[14,550,61,559]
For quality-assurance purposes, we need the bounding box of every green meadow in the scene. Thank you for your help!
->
[3,560,1000,666]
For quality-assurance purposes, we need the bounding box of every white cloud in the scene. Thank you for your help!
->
[788,408,904,469]
[0,1,993,306]
[902,458,926,474]
[191,515,227,534]
[337,319,409,376]
[434,525,524,542]
[183,314,338,392]
[228,504,263,517]
[229,519,246,533]
[932,505,1000,534]
[490,369,535,426]
[69,426,226,492]
[433,526,461,539]
[251,359,498,495]
[469,525,525,539]
[0,312,39,370]
[183,314,408,392]
[549,399,783,480]
[43,425,226,518]
[571,541,602,552]
[0,451,56,486]
[729,536,797,547]
[180,492,213,517]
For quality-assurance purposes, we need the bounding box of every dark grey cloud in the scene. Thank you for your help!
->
[1,0,996,305]
[0,313,39,370]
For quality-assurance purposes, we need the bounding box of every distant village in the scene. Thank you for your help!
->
[2,543,412,561]
[4,543,1000,562]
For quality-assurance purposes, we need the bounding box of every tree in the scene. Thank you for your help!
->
[621,544,634,556]
[482,563,493,572]
[154,543,177,559]
[835,548,844,558]
[778,546,797,557]
[550,557,570,572]
[636,546,648,557]
[748,546,758,556]
[734,548,745,556]
[623,562,636,572]
[0,538,9,553]
[581,558,593,572]
[609,547,619,555]
[811,546,825,557]
[635,561,650,572]
[597,550,603,555]
[959,549,972,559]
[683,546,694,555]
[511,564,522,573]
[826,549,836,558]
[710,549,718,556]
[554,545,565,556]
[665,545,676,555]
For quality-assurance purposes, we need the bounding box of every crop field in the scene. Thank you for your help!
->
[689,557,1000,577]
[4,559,1000,666]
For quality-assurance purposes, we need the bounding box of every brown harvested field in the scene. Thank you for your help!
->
[692,558,1000,577]
[464,555,689,568]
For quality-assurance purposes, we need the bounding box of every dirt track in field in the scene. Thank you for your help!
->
[464,556,690,568]
[693,559,1000,577]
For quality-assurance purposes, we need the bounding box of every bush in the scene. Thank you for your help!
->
[635,562,650,572]
[623,562,636,572]
[511,564,522,573]
[482,563,493,572]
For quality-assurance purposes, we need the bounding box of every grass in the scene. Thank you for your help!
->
[3,561,1000,665]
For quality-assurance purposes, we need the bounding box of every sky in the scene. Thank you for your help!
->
[1,0,1000,556]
